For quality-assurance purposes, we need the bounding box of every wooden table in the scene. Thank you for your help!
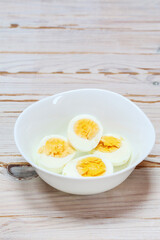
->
[0,0,160,239]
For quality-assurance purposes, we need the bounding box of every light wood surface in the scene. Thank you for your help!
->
[0,0,160,239]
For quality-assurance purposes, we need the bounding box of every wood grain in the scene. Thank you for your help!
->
[1,28,160,53]
[0,0,160,30]
[0,0,160,239]
[0,167,160,240]
[0,53,160,74]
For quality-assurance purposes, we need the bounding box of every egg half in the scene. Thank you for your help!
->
[68,114,103,152]
[34,135,76,173]
[62,154,113,177]
[92,134,131,166]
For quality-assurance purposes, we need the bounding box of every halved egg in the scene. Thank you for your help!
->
[68,114,103,152]
[92,134,131,166]
[62,154,113,177]
[35,135,76,173]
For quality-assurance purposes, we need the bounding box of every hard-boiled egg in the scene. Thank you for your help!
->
[92,134,131,166]
[67,114,103,152]
[62,154,113,177]
[34,135,76,173]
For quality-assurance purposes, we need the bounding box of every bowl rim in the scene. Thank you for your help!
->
[14,88,156,180]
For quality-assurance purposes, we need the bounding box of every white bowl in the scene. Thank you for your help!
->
[14,89,155,195]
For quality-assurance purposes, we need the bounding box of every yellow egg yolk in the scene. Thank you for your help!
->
[74,119,99,140]
[76,156,106,177]
[95,136,121,153]
[38,138,74,158]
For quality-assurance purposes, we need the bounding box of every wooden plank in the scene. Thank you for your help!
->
[0,28,160,53]
[0,53,160,74]
[1,0,160,55]
[0,217,160,240]
[1,74,160,95]
[0,167,159,218]
[0,167,160,239]
[137,160,160,168]
[0,0,160,31]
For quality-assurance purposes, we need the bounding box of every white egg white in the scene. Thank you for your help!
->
[34,135,76,174]
[93,134,131,167]
[62,154,113,177]
[67,114,103,152]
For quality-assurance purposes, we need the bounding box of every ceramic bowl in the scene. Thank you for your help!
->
[14,89,155,195]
